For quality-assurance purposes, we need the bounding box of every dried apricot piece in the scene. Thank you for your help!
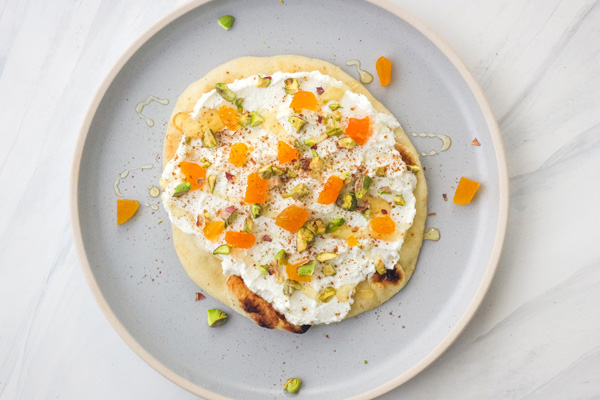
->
[203,221,225,242]
[345,117,371,146]
[218,105,239,131]
[289,90,319,111]
[179,161,206,190]
[376,56,392,87]
[275,205,310,233]
[277,141,299,165]
[244,172,268,204]
[370,215,396,235]
[453,177,481,205]
[286,261,312,282]
[117,199,139,225]
[317,176,344,205]
[347,235,358,247]
[228,142,249,167]
[224,231,256,249]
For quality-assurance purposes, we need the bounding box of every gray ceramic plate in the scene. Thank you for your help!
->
[71,0,508,398]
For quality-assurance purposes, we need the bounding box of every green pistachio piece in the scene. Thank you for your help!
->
[185,136,192,144]
[326,217,345,233]
[375,259,386,275]
[258,164,274,179]
[354,175,372,199]
[297,262,316,277]
[258,264,270,275]
[338,172,350,181]
[337,137,356,149]
[203,129,218,148]
[374,166,387,177]
[305,219,326,235]
[378,186,392,195]
[173,181,191,197]
[322,263,336,276]
[274,249,288,266]
[407,164,421,173]
[213,245,231,255]
[243,217,253,233]
[296,227,315,253]
[284,378,302,394]
[361,207,371,219]
[250,111,264,127]
[215,83,236,102]
[207,309,228,327]
[326,120,343,136]
[311,149,319,158]
[288,115,307,132]
[200,159,212,168]
[394,195,406,206]
[286,170,298,178]
[207,175,217,193]
[250,204,262,219]
[316,252,338,262]
[284,183,310,200]
[331,110,342,121]
[238,112,250,127]
[318,287,336,303]
[256,76,272,88]
[234,97,244,112]
[283,279,302,296]
[309,156,325,172]
[272,165,286,176]
[339,193,357,211]
[328,103,343,111]
[217,15,234,30]
[304,137,317,147]
[284,78,300,95]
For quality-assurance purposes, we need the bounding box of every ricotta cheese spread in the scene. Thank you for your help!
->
[161,71,417,326]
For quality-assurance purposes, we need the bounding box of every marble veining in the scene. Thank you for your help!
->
[1,0,599,399]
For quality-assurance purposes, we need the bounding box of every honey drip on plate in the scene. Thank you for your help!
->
[112,164,154,197]
[144,203,160,211]
[346,60,374,84]
[423,228,440,241]
[135,95,170,127]
[411,133,452,156]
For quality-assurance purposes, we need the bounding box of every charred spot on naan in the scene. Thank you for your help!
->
[370,264,405,286]
[226,275,311,334]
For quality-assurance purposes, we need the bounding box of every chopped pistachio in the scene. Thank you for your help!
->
[283,279,302,296]
[272,165,286,176]
[258,164,274,179]
[338,172,351,181]
[322,263,336,276]
[283,378,302,394]
[339,193,357,211]
[326,120,343,136]
[309,156,325,172]
[326,217,345,233]
[407,164,421,173]
[316,252,338,262]
[207,175,217,193]
[338,137,356,149]
[288,115,306,132]
[213,245,231,255]
[258,264,270,275]
[274,249,288,265]
[354,175,372,199]
[361,207,371,219]
[375,259,386,275]
[394,195,406,206]
[284,78,299,95]
[173,181,191,197]
[331,110,342,121]
[215,82,236,102]
[304,137,317,147]
[217,15,234,30]
[203,129,218,148]
[207,309,228,327]
[296,227,315,253]
[310,149,319,158]
[286,170,298,178]
[256,75,272,88]
[234,97,244,112]
[328,103,343,111]
[284,183,310,200]
[250,204,262,219]
[378,186,392,195]
[305,219,326,235]
[250,111,264,127]
[297,262,316,277]
[185,136,192,144]
[200,159,212,168]
[374,166,387,177]
[243,217,253,233]
[238,112,250,127]
[319,287,337,303]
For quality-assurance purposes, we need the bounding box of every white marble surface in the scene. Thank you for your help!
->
[1,0,599,398]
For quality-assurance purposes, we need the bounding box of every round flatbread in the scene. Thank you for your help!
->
[162,55,427,333]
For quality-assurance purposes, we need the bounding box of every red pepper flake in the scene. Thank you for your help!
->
[195,292,206,301]
[262,235,273,242]
[316,86,324,95]
[381,209,388,215]
[225,172,234,181]
[299,158,311,170]
[428,212,437,216]
[310,144,318,150]
[471,138,481,146]
[316,115,323,124]
[442,193,448,202]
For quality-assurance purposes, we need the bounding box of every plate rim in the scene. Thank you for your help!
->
[69,1,509,398]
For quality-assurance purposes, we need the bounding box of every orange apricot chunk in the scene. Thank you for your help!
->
[370,215,396,235]
[453,177,481,205]
[218,105,239,131]
[275,205,310,233]
[224,231,256,249]
[228,142,249,167]
[376,56,392,87]
[317,176,345,205]
[117,199,139,225]
[286,261,312,282]
[244,172,268,204]
[289,90,319,111]
[277,141,299,165]
[347,235,358,247]
[179,161,206,190]
[203,221,225,242]
[345,116,372,146]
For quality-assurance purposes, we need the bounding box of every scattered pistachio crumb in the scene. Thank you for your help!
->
[217,15,234,30]
[364,360,368,364]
